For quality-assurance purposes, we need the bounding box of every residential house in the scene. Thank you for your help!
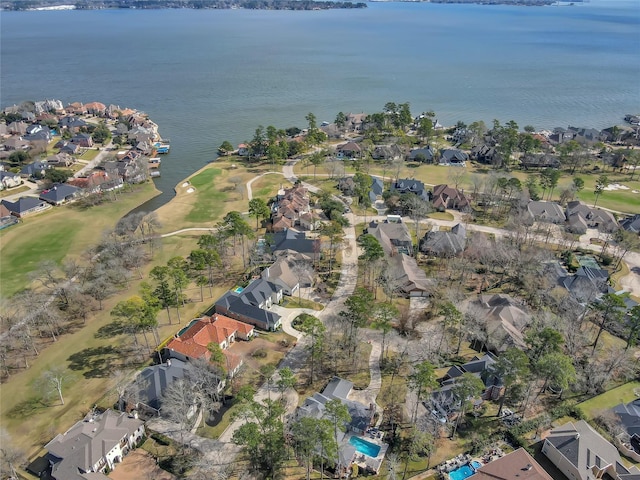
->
[46,152,76,167]
[59,115,88,132]
[548,127,576,144]
[31,409,144,480]
[566,201,618,234]
[131,358,193,415]
[7,121,28,135]
[297,377,386,475]
[270,229,319,258]
[372,144,403,161]
[391,178,430,201]
[520,153,560,170]
[271,184,311,231]
[20,161,51,179]
[71,133,94,148]
[3,136,30,151]
[337,176,356,196]
[471,294,531,351]
[621,214,640,234]
[450,127,472,145]
[526,201,566,224]
[215,279,283,331]
[84,101,107,115]
[0,123,8,138]
[336,141,362,158]
[165,314,253,376]
[34,99,64,115]
[439,148,468,166]
[40,184,80,205]
[420,223,467,257]
[237,143,249,156]
[369,177,384,203]
[261,256,310,296]
[65,102,87,115]
[0,171,22,190]
[1,197,50,217]
[558,266,612,302]
[24,124,52,143]
[470,448,553,480]
[542,420,640,480]
[432,184,471,211]
[68,171,123,194]
[612,399,640,460]
[388,253,432,297]
[432,353,502,415]
[568,126,605,143]
[60,142,80,155]
[408,146,436,163]
[345,112,367,132]
[365,219,413,256]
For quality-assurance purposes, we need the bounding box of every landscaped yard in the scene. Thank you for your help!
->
[577,380,640,420]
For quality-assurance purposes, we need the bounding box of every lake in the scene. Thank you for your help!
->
[1,0,638,209]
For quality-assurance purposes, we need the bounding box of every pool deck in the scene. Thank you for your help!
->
[347,433,389,474]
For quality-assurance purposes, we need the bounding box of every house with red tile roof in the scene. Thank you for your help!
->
[164,314,254,377]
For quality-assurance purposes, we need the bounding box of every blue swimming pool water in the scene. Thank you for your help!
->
[349,436,381,457]
[449,462,482,480]
[233,286,244,293]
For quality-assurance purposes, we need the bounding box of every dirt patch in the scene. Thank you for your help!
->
[230,336,292,372]
[108,449,176,480]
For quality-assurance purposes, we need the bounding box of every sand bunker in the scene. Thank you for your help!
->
[182,182,190,188]
[186,187,195,193]
[604,183,630,191]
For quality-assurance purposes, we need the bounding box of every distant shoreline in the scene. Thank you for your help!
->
[0,0,589,11]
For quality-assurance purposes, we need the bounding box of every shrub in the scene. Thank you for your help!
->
[151,432,171,446]
[252,348,267,358]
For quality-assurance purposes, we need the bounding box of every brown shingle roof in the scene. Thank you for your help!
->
[471,448,552,480]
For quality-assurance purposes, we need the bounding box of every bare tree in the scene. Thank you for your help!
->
[229,176,244,200]
[40,366,73,405]
[0,429,23,480]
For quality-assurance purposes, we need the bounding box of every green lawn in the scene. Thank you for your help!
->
[0,182,159,297]
[184,168,227,223]
[250,174,290,200]
[577,380,640,419]
[79,148,101,161]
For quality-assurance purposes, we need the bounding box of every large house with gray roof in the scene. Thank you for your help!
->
[215,278,283,331]
[542,420,640,480]
[391,178,430,201]
[31,409,144,480]
[566,201,618,234]
[420,223,467,258]
[526,201,566,224]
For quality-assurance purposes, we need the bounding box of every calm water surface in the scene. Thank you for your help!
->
[1,1,639,209]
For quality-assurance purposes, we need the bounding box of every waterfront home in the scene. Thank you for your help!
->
[28,409,145,480]
[84,101,107,115]
[345,112,367,132]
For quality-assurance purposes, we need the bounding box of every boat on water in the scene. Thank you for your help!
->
[150,170,161,178]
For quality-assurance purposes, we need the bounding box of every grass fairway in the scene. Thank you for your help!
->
[0,182,159,297]
[577,380,640,419]
[155,160,280,232]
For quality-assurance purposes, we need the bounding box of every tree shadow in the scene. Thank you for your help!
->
[68,345,121,378]
[95,320,128,339]
[8,395,48,419]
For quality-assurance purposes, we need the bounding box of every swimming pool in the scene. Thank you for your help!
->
[449,461,482,480]
[233,286,244,293]
[349,436,381,457]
